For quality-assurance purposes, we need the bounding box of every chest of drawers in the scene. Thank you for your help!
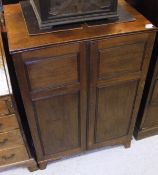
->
[0,33,37,171]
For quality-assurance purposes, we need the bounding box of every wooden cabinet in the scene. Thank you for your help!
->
[127,0,158,139]
[4,0,156,169]
[134,46,158,139]
[134,41,158,139]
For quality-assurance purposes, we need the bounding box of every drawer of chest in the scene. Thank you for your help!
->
[0,130,23,150]
[97,33,148,79]
[0,114,19,132]
[0,145,29,166]
[0,97,14,116]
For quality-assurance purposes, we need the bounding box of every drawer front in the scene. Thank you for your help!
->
[0,146,29,166]
[0,97,14,116]
[98,33,147,79]
[0,130,23,150]
[0,115,19,132]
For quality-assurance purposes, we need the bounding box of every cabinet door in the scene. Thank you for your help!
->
[88,33,154,149]
[13,43,87,162]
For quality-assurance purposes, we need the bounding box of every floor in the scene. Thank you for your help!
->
[1,135,158,175]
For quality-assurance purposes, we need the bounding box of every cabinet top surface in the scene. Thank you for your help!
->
[4,0,156,54]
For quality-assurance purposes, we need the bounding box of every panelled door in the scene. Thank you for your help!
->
[13,42,87,162]
[87,33,155,149]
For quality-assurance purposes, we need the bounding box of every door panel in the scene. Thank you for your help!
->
[26,53,79,91]
[99,42,145,79]
[95,81,138,143]
[34,93,80,155]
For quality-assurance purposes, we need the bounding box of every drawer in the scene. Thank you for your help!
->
[0,97,14,116]
[0,114,19,132]
[0,145,29,166]
[0,130,23,150]
[97,33,148,79]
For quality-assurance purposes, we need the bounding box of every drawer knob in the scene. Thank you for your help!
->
[1,154,15,160]
[0,138,8,145]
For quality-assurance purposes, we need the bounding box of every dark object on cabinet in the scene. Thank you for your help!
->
[20,1,134,35]
[29,0,118,29]
[4,0,156,169]
[127,0,158,139]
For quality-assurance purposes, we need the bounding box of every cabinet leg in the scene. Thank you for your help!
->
[124,141,131,149]
[38,162,48,170]
[28,164,39,172]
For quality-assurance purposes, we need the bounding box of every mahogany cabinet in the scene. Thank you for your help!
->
[127,0,158,139]
[4,0,156,169]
